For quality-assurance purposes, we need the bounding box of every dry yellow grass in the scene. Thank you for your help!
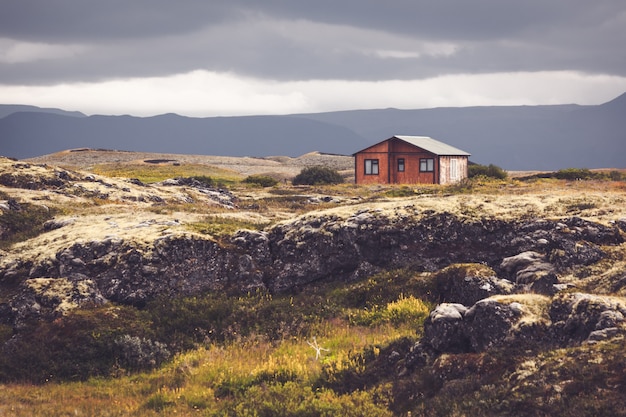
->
[0,320,412,416]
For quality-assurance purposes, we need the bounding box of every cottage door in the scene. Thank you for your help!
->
[450,159,459,182]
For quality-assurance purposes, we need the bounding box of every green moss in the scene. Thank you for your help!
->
[91,163,242,184]
[187,215,270,238]
[0,200,58,249]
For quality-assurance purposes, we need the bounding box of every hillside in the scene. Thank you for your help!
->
[1,92,625,170]
[0,156,626,416]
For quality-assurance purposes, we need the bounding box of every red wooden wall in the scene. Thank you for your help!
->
[355,138,441,185]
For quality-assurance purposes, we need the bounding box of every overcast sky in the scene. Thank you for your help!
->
[1,1,626,116]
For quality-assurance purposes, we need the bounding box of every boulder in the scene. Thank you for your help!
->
[464,298,523,352]
[549,292,626,345]
[434,263,515,306]
[43,217,77,231]
[419,294,553,358]
[423,303,470,353]
[500,251,554,285]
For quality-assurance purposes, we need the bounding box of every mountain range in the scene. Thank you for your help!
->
[1,92,625,170]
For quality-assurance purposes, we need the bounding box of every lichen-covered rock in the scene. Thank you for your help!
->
[464,298,524,351]
[549,292,626,345]
[418,294,553,359]
[434,263,515,306]
[8,277,106,328]
[43,217,77,231]
[414,291,626,362]
[500,251,554,285]
[423,303,470,353]
[1,209,622,319]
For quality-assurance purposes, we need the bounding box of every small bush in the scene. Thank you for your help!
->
[608,170,626,181]
[243,175,279,187]
[0,305,154,382]
[292,166,344,185]
[348,295,430,327]
[468,163,507,179]
[113,335,171,371]
[555,168,595,180]
[385,295,430,325]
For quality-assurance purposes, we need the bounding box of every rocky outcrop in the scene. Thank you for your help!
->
[266,212,622,292]
[8,277,107,329]
[406,291,626,371]
[419,295,550,354]
[549,292,626,345]
[0,161,238,208]
[0,208,623,328]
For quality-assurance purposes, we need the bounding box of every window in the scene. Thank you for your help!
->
[364,159,379,175]
[397,158,405,172]
[420,158,434,172]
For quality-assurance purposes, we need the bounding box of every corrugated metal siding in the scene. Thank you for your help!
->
[439,156,468,184]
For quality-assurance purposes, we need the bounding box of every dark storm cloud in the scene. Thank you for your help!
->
[1,0,625,85]
[0,0,242,41]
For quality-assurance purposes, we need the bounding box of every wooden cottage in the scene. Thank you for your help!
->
[353,135,470,185]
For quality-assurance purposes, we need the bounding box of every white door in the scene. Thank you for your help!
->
[450,159,459,182]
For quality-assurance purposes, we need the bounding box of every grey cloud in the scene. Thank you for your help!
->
[0,1,625,85]
[0,0,242,41]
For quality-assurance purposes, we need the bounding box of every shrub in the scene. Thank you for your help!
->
[385,295,430,325]
[0,305,154,382]
[146,290,331,351]
[468,163,507,179]
[189,175,215,187]
[292,166,344,185]
[243,175,279,187]
[608,170,625,181]
[555,168,596,180]
[113,335,171,371]
[348,295,430,327]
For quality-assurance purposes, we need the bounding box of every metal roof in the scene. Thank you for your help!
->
[392,135,471,156]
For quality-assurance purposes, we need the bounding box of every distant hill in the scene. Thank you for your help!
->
[0,104,86,119]
[1,92,625,170]
[297,93,626,170]
[0,112,368,160]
